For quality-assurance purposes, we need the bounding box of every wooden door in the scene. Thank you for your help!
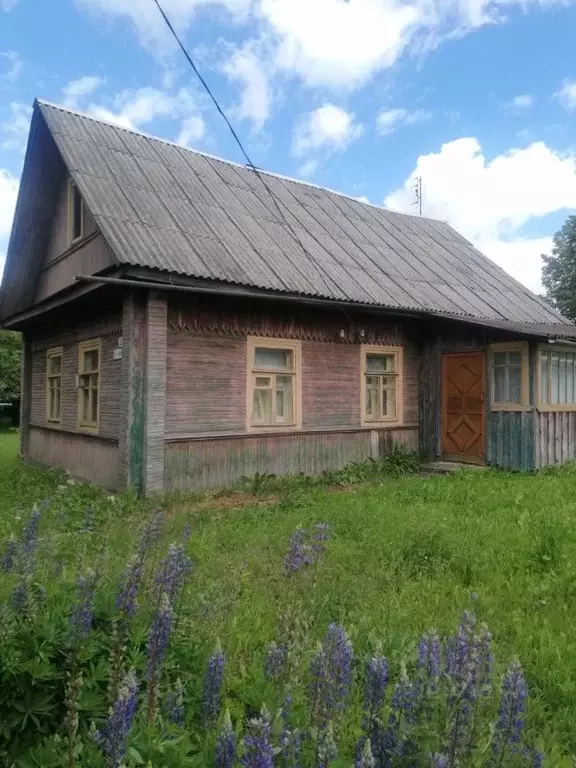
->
[442,352,485,463]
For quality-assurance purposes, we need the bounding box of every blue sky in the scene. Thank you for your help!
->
[1,0,576,293]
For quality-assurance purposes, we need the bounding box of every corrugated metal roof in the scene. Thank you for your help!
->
[37,99,566,325]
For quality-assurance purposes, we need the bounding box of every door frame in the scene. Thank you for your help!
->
[441,350,486,465]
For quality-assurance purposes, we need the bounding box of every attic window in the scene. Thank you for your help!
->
[68,180,84,243]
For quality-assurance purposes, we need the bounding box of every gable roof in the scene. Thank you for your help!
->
[0,99,570,330]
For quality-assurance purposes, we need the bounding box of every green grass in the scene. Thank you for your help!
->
[2,430,576,762]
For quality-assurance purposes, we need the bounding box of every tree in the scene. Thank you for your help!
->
[542,214,576,322]
[0,329,21,402]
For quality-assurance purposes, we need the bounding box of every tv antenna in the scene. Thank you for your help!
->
[412,176,422,216]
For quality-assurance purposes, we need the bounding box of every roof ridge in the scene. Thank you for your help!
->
[36,97,446,227]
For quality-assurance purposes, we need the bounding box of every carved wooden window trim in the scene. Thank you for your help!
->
[77,339,101,432]
[360,345,403,426]
[246,337,302,431]
[489,342,530,411]
[46,347,63,424]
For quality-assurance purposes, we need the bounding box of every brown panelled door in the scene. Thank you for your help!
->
[442,352,485,463]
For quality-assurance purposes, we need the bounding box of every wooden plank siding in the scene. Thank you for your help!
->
[165,427,419,492]
[144,293,167,494]
[487,411,535,470]
[28,426,119,489]
[534,412,576,467]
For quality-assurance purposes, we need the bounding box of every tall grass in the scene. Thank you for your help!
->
[0,432,575,764]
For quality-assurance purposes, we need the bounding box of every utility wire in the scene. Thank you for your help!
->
[151,0,318,271]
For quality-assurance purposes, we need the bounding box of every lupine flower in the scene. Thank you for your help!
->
[476,624,494,698]
[264,641,288,681]
[1,536,18,573]
[523,746,544,767]
[166,677,185,727]
[355,738,375,768]
[181,522,192,543]
[280,693,303,768]
[308,624,353,727]
[216,709,237,768]
[146,593,173,723]
[203,642,225,728]
[155,543,193,602]
[95,669,139,767]
[70,569,98,641]
[316,721,337,768]
[312,523,330,565]
[137,509,164,558]
[81,507,95,532]
[64,669,83,765]
[445,611,476,687]
[430,753,448,767]
[240,706,274,768]
[21,507,41,574]
[285,527,308,575]
[116,555,144,620]
[418,631,441,691]
[491,659,528,763]
[363,656,389,732]
[11,581,28,612]
[390,672,418,729]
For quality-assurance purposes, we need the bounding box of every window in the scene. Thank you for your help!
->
[490,342,529,410]
[46,348,63,423]
[247,337,301,429]
[68,180,84,243]
[361,346,403,425]
[77,340,100,430]
[538,346,576,410]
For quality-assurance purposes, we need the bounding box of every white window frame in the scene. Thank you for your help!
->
[490,342,530,412]
[536,344,576,412]
[77,339,101,432]
[46,347,63,424]
[360,345,403,427]
[246,337,302,431]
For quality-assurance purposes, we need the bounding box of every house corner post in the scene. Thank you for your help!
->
[144,291,167,495]
[118,292,147,494]
[19,336,32,459]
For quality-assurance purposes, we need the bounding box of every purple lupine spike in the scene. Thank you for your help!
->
[137,509,164,558]
[316,721,338,768]
[355,738,375,768]
[308,624,353,727]
[21,507,41,574]
[430,754,448,767]
[312,523,331,564]
[491,659,528,763]
[240,706,274,768]
[116,555,144,620]
[203,642,225,728]
[390,672,418,728]
[166,677,185,727]
[11,581,28,612]
[70,569,97,641]
[95,669,139,767]
[476,624,494,697]
[523,746,544,767]
[81,507,95,533]
[146,593,173,685]
[155,543,193,602]
[418,632,441,690]
[264,641,288,681]
[363,656,389,733]
[445,611,476,685]
[181,522,192,543]
[216,709,237,768]
[280,693,303,768]
[285,527,308,575]
[1,537,18,573]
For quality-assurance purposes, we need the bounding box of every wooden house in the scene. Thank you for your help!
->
[2,99,576,494]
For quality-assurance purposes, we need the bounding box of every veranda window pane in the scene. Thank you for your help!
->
[507,351,521,367]
[49,356,61,375]
[253,388,273,424]
[382,387,396,419]
[255,348,293,370]
[275,376,294,422]
[55,388,61,419]
[559,353,567,404]
[570,355,576,404]
[551,353,560,403]
[90,391,98,423]
[541,353,549,404]
[366,354,394,373]
[493,352,507,368]
[255,376,271,388]
[493,365,507,403]
[509,366,522,403]
[84,350,99,372]
[366,386,378,419]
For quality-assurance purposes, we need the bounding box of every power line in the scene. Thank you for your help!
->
[151,0,317,271]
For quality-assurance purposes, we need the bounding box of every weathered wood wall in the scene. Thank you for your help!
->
[534,412,576,468]
[28,426,118,489]
[165,427,419,492]
[487,411,535,470]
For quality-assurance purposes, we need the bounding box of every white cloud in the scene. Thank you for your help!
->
[63,75,104,107]
[377,107,431,135]
[555,80,576,112]
[385,137,576,292]
[176,115,206,146]
[0,168,18,238]
[293,104,362,156]
[88,86,202,131]
[0,51,21,84]
[507,94,533,110]
[297,159,318,178]
[0,0,18,11]
[1,102,32,151]
[222,42,271,130]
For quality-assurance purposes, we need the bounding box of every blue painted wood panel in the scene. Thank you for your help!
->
[487,411,534,470]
